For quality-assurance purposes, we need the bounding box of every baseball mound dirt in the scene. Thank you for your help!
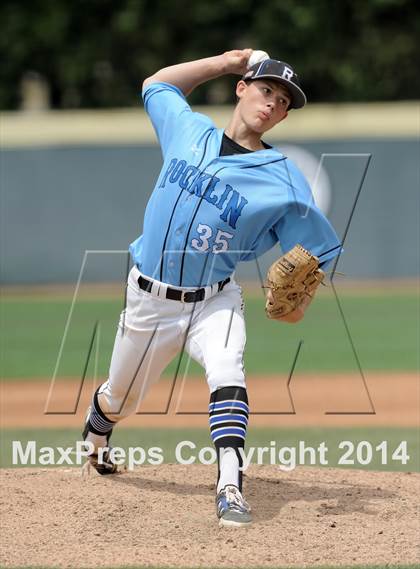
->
[1,465,419,568]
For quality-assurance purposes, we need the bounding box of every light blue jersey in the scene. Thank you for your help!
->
[130,82,341,287]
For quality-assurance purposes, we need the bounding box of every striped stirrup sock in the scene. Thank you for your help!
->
[87,388,116,436]
[209,386,249,491]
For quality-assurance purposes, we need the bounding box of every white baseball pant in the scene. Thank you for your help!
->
[97,265,246,421]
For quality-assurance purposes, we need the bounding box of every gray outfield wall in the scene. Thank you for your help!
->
[1,107,419,284]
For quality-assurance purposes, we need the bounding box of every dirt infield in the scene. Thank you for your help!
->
[1,373,419,568]
[1,465,419,568]
[1,372,418,428]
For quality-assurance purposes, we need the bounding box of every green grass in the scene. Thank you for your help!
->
[1,293,419,379]
[1,427,418,472]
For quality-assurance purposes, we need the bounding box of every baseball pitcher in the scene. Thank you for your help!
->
[82,49,341,527]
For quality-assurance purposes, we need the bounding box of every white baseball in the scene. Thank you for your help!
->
[247,50,270,68]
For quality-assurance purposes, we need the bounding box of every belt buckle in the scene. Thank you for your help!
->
[180,288,204,303]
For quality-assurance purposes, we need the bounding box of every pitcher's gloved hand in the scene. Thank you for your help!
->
[265,244,324,321]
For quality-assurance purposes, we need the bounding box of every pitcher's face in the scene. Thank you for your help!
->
[235,79,291,134]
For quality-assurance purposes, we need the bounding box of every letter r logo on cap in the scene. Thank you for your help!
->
[281,66,293,80]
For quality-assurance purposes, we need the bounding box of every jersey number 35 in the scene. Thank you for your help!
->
[191,223,233,254]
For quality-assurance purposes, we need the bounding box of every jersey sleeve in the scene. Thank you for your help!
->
[271,157,342,268]
[142,81,213,156]
[273,203,342,268]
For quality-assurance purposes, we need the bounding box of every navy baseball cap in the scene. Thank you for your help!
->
[242,59,307,109]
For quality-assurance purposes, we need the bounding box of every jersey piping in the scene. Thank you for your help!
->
[159,129,213,282]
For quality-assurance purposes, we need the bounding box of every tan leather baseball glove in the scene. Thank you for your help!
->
[265,244,324,320]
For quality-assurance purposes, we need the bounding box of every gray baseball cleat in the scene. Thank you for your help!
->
[216,484,252,527]
[83,450,118,475]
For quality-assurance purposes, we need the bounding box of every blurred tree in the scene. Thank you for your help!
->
[1,0,419,109]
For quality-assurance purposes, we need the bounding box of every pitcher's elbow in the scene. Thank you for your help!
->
[142,75,157,90]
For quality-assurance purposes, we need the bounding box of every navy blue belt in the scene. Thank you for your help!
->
[137,275,230,303]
